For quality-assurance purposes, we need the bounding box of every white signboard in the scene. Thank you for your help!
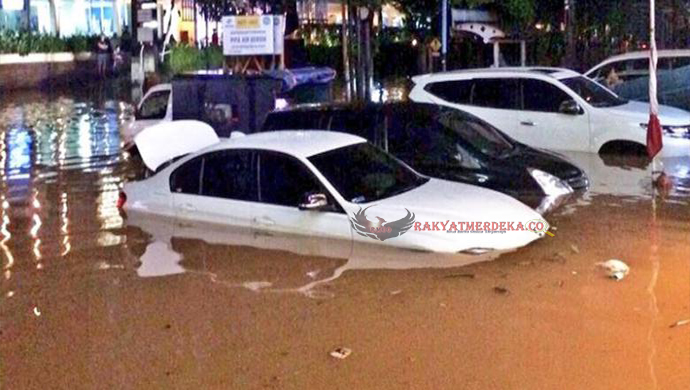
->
[273,15,285,55]
[137,27,155,44]
[137,9,154,23]
[222,15,275,56]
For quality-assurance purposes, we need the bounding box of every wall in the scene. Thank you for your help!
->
[0,52,98,90]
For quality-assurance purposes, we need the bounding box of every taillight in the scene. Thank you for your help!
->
[117,191,127,209]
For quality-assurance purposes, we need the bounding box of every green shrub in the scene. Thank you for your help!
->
[0,30,99,55]
[166,44,225,75]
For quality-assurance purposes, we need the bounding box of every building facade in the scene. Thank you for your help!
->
[0,0,131,36]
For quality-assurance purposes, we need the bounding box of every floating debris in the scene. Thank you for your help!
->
[493,286,509,295]
[545,252,567,263]
[243,281,273,291]
[444,273,475,279]
[306,270,321,279]
[596,259,630,280]
[570,244,580,254]
[670,319,690,328]
[330,347,352,360]
[390,290,403,296]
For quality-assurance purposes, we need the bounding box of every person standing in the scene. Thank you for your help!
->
[96,35,110,77]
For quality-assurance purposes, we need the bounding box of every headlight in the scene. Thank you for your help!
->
[529,168,573,197]
[639,123,690,139]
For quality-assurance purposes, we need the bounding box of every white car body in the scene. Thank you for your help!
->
[122,121,546,254]
[409,67,690,157]
[123,83,173,146]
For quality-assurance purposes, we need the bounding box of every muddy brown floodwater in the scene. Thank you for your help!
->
[0,86,688,389]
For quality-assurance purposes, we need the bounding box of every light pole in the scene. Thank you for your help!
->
[441,0,448,71]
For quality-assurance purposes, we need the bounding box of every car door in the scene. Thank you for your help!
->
[252,151,353,258]
[170,149,261,229]
[516,78,591,152]
[423,78,519,135]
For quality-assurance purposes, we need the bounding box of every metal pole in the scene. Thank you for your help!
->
[441,0,447,71]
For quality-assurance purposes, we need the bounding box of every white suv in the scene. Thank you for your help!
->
[409,67,690,157]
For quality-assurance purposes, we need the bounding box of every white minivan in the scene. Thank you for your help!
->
[124,83,172,147]
[409,67,690,157]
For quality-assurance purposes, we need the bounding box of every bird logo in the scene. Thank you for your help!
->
[349,206,416,241]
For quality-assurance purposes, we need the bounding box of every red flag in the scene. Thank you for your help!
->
[648,0,662,158]
[647,113,663,158]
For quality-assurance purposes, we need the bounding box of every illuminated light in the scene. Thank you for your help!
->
[411,39,418,47]
[33,239,42,261]
[6,291,14,298]
[274,98,289,110]
[30,214,42,238]
[142,21,159,29]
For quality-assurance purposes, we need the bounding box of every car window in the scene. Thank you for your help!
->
[424,80,472,105]
[630,58,648,70]
[170,156,203,194]
[137,90,170,120]
[201,150,258,201]
[308,143,428,204]
[670,56,690,69]
[471,78,519,109]
[521,79,573,112]
[658,57,673,70]
[258,152,325,207]
[560,76,627,107]
[436,110,514,158]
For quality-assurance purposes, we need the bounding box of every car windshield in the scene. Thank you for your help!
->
[308,142,429,203]
[560,76,628,107]
[435,110,515,157]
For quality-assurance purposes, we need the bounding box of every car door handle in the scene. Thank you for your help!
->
[520,120,536,126]
[179,203,196,212]
[253,216,275,226]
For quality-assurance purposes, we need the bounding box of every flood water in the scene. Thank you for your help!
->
[0,84,688,389]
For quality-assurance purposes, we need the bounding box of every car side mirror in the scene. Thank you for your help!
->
[298,193,329,211]
[559,99,583,115]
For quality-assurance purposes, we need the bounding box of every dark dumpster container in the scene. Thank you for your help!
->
[172,73,283,136]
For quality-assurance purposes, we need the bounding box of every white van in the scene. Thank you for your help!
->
[124,83,172,147]
[585,49,690,88]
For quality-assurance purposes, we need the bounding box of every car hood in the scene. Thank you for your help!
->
[134,120,219,171]
[604,101,690,126]
[503,145,583,181]
[344,178,545,253]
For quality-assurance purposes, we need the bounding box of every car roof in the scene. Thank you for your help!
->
[208,130,367,158]
[269,100,440,114]
[585,49,690,74]
[594,49,690,63]
[412,67,581,84]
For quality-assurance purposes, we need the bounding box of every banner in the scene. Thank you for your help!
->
[222,15,275,56]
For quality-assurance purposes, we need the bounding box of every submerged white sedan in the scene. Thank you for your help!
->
[120,121,547,253]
